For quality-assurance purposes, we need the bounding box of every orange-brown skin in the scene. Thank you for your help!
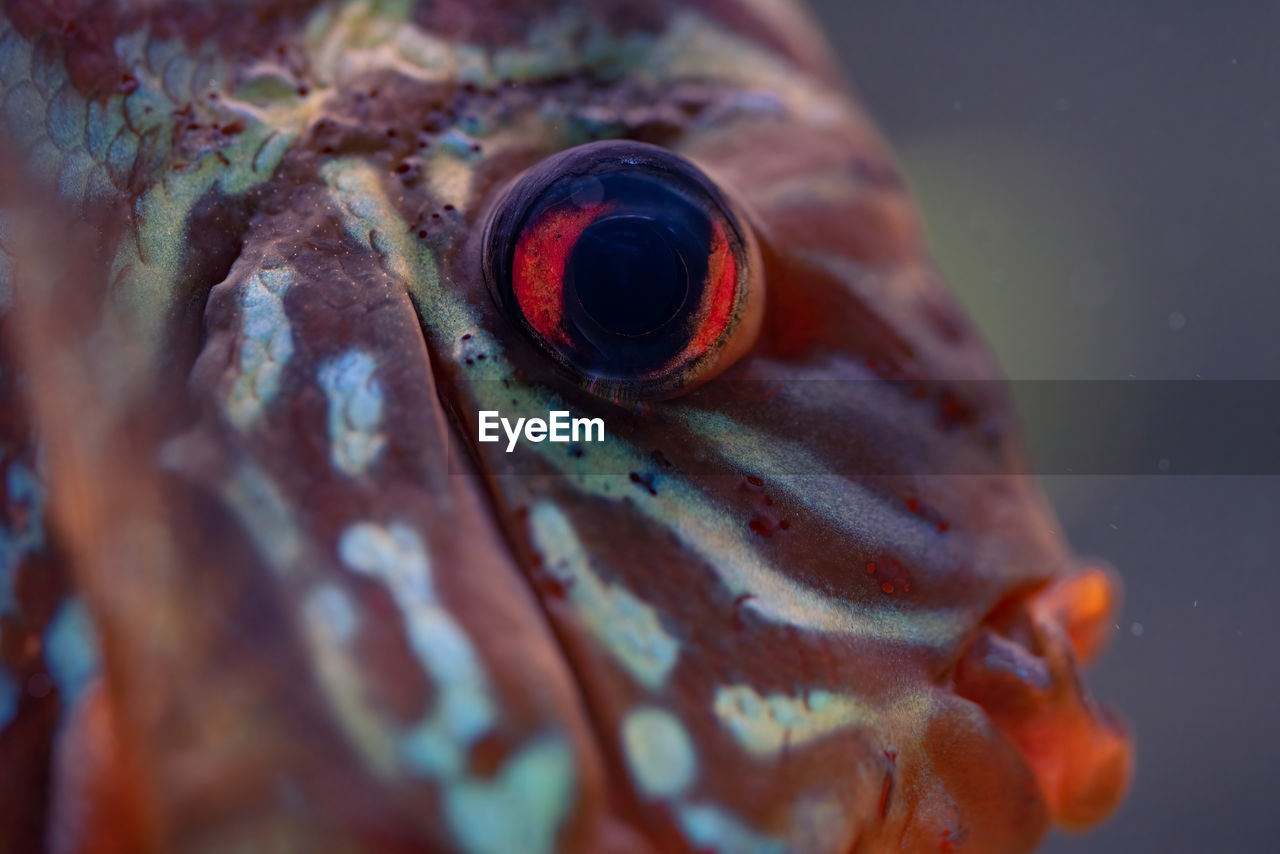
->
[0,1,1130,852]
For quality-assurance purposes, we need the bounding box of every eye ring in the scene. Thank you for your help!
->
[482,140,763,400]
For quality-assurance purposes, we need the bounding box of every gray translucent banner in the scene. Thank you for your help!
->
[448,381,1280,476]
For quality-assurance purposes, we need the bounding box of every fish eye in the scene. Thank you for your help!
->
[483,141,763,400]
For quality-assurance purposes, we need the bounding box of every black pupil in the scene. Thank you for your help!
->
[568,216,688,336]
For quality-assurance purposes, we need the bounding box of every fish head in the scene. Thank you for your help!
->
[0,1,1130,852]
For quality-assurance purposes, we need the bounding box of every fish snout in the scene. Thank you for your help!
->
[954,564,1134,829]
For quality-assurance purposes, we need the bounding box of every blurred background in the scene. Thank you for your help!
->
[806,3,1280,851]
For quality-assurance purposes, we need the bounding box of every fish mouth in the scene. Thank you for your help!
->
[952,564,1133,829]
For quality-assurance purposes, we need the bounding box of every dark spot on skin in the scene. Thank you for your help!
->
[118,73,138,94]
[476,354,485,361]
[297,86,309,96]
[569,444,584,458]
[465,358,474,366]
[461,333,472,341]
[417,229,427,239]
[628,472,657,496]
[443,204,455,211]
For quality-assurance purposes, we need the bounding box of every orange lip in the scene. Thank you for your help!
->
[954,565,1134,829]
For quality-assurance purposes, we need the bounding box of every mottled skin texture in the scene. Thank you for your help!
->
[0,2,1131,853]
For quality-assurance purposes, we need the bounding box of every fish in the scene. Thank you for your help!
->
[0,1,1132,852]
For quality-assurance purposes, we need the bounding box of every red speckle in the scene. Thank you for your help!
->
[871,556,914,596]
[417,229,427,239]
[905,496,951,533]
[745,475,764,489]
[940,829,955,851]
[537,574,568,598]
[937,388,976,431]
[749,509,789,538]
[117,72,138,94]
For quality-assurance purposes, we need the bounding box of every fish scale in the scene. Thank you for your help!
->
[0,2,1129,852]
